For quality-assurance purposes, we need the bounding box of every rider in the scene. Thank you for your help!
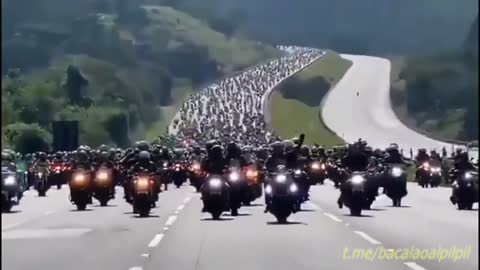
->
[225,142,247,168]
[1,151,17,172]
[201,144,227,175]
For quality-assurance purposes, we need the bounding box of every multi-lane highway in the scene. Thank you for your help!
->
[2,183,477,270]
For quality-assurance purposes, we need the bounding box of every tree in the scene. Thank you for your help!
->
[4,123,52,154]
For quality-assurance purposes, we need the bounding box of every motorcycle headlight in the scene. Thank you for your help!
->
[136,178,150,189]
[430,167,441,173]
[192,164,200,170]
[4,176,16,185]
[294,169,302,176]
[351,175,365,185]
[246,169,258,179]
[209,178,222,188]
[465,172,473,180]
[289,183,298,193]
[321,164,326,170]
[37,172,43,178]
[74,173,85,182]
[422,162,429,169]
[97,171,109,181]
[275,174,287,183]
[391,167,403,177]
[229,172,240,182]
[311,163,320,170]
[265,184,272,194]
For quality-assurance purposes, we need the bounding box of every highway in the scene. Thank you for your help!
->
[321,55,463,155]
[2,183,478,270]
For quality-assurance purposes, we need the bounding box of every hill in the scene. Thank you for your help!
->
[174,0,478,55]
[390,16,478,142]
[1,1,279,152]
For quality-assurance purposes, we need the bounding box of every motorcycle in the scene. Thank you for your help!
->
[171,162,187,188]
[225,167,247,216]
[429,165,442,187]
[342,172,369,216]
[34,169,49,197]
[69,169,92,210]
[243,165,262,206]
[292,167,310,206]
[383,165,408,207]
[201,174,229,220]
[49,163,67,189]
[265,170,299,223]
[450,170,478,210]
[1,169,24,212]
[188,161,206,192]
[307,160,328,185]
[93,167,114,206]
[132,170,156,217]
[416,162,431,188]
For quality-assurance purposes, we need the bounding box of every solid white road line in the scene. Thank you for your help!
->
[1,222,23,231]
[323,212,342,222]
[148,234,164,248]
[404,262,427,270]
[165,216,177,226]
[183,197,192,204]
[176,205,185,211]
[129,267,142,270]
[353,231,382,245]
[141,253,150,258]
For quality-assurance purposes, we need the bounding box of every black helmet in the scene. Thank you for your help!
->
[210,145,223,159]
[139,151,151,162]
[300,145,310,156]
[135,141,150,152]
[77,150,88,162]
[98,144,109,152]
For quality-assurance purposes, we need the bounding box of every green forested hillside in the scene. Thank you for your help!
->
[1,0,278,152]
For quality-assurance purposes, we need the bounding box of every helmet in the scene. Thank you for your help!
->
[283,140,294,152]
[300,145,310,156]
[226,142,241,158]
[138,151,151,162]
[39,152,47,160]
[55,151,62,159]
[210,145,223,159]
[98,144,109,152]
[98,151,109,161]
[135,141,150,152]
[77,150,89,162]
[1,152,11,162]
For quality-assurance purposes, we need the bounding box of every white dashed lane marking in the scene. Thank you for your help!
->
[323,212,342,222]
[353,231,382,245]
[147,234,164,248]
[165,216,177,226]
[404,262,427,270]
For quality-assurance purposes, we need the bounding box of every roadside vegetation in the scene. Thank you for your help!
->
[390,16,478,143]
[269,51,352,146]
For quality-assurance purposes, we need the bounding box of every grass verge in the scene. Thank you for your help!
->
[269,50,352,146]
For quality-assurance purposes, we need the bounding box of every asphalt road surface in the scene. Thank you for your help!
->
[2,183,477,270]
[321,55,464,155]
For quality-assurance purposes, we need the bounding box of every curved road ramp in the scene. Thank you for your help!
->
[322,55,463,155]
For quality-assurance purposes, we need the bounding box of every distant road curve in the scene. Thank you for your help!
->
[321,55,464,155]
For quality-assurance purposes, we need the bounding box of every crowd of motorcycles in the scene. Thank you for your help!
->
[1,135,478,223]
